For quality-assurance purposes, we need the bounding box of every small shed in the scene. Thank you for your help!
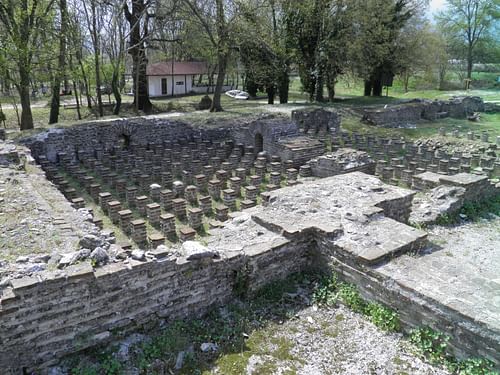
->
[146,61,207,97]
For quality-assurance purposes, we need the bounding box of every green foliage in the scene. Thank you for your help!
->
[66,271,498,374]
[312,273,339,306]
[366,302,400,332]
[409,327,449,363]
[70,367,97,375]
[449,357,498,375]
[71,354,122,375]
[461,195,500,221]
[312,274,400,332]
[232,263,251,299]
[433,194,500,226]
[409,327,499,374]
[337,283,368,314]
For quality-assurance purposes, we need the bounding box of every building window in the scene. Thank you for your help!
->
[161,78,168,95]
[176,81,184,86]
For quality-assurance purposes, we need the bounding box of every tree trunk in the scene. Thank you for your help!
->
[90,0,103,117]
[466,46,473,80]
[267,86,275,104]
[210,0,227,112]
[18,65,34,130]
[49,0,68,124]
[93,45,103,117]
[79,60,92,108]
[364,80,372,96]
[72,80,81,120]
[314,79,324,102]
[112,70,122,115]
[49,78,61,124]
[372,78,383,96]
[211,52,228,112]
[245,75,257,97]
[438,65,446,91]
[326,72,336,102]
[403,71,410,93]
[278,70,289,104]
[125,0,152,113]
[314,57,324,102]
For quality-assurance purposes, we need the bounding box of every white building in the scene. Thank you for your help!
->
[146,61,207,97]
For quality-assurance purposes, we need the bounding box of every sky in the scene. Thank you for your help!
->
[427,0,447,21]
[429,0,447,14]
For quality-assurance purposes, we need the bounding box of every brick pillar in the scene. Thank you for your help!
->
[131,219,147,246]
[108,200,122,224]
[119,209,133,235]
[172,198,187,220]
[147,203,161,227]
[188,208,204,230]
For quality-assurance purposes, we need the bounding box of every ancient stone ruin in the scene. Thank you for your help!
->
[361,96,485,127]
[0,107,499,372]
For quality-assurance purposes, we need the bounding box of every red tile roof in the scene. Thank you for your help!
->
[146,61,208,76]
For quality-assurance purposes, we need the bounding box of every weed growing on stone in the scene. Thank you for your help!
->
[67,271,497,374]
[312,273,400,332]
[434,194,500,226]
[409,327,498,375]
[366,302,401,332]
[409,327,449,363]
[448,357,498,375]
[312,273,339,306]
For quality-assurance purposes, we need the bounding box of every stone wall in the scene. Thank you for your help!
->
[2,140,498,373]
[362,96,485,127]
[229,116,300,154]
[0,238,311,372]
[307,148,376,178]
[267,136,326,168]
[317,250,500,367]
[23,115,302,163]
[291,108,341,136]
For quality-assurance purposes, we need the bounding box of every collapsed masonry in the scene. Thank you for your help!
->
[361,96,485,127]
[0,108,499,371]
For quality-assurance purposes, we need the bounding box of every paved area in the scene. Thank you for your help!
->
[378,216,500,335]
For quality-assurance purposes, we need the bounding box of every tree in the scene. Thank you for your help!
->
[350,0,419,96]
[438,0,500,80]
[0,0,56,130]
[49,0,68,124]
[283,0,328,102]
[283,0,352,102]
[125,0,154,113]
[181,0,235,112]
[238,0,291,104]
[82,0,104,117]
[102,0,127,115]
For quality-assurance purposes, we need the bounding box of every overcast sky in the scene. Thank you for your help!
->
[429,0,446,14]
[427,0,447,21]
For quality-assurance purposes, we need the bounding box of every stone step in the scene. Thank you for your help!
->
[335,215,428,265]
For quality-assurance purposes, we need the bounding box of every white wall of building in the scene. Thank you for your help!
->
[148,75,194,97]
[191,85,233,94]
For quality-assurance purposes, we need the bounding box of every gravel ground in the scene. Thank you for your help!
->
[222,304,450,375]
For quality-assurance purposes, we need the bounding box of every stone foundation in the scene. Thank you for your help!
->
[1,172,499,371]
[307,148,375,177]
[362,96,485,127]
